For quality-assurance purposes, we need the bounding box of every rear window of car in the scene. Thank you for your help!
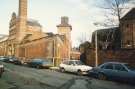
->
[114,64,128,71]
[124,64,135,71]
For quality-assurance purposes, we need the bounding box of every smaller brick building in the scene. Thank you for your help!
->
[87,8,135,66]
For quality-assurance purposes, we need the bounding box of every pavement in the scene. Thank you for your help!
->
[0,62,135,89]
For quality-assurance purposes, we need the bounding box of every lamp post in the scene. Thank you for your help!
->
[93,23,100,67]
[53,39,55,66]
[95,31,98,67]
[57,43,60,66]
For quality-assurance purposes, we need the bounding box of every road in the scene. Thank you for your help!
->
[0,62,135,89]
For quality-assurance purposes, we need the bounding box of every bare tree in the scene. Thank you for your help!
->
[78,33,90,44]
[96,0,134,27]
[93,0,134,49]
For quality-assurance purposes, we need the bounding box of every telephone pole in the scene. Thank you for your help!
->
[95,31,98,67]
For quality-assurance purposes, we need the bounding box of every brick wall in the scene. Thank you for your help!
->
[86,49,135,66]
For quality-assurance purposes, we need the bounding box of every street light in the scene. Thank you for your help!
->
[53,39,55,66]
[95,31,98,67]
[94,23,100,67]
[57,43,60,66]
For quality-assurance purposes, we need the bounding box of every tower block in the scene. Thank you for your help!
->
[57,16,72,59]
[17,0,27,42]
[57,16,72,41]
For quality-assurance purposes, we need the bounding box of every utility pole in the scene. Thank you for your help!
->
[95,31,98,67]
[53,39,55,66]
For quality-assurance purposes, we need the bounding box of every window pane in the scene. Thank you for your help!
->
[104,64,113,69]
[115,64,122,70]
[115,64,126,71]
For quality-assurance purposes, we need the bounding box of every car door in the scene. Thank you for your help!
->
[62,61,70,72]
[67,61,75,72]
[102,63,115,79]
[114,64,129,81]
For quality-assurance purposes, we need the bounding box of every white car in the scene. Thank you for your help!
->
[59,60,92,75]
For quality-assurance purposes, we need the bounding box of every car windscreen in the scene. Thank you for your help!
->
[124,64,135,71]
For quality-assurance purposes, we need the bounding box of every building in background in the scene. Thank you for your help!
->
[92,8,135,50]
[92,27,121,50]
[120,8,135,49]
[86,8,135,66]
[0,0,72,66]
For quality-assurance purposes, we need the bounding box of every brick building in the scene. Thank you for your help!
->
[86,8,135,66]
[120,8,135,48]
[0,0,72,66]
[92,8,135,50]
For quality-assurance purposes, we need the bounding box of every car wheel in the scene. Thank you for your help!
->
[36,65,41,69]
[60,68,65,73]
[98,73,107,80]
[77,70,83,76]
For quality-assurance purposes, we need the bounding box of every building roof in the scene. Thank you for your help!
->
[57,23,72,31]
[0,35,8,42]
[93,27,119,36]
[121,8,135,20]
[27,19,42,27]
[57,23,72,27]
[57,16,72,30]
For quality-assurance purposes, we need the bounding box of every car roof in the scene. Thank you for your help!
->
[104,62,128,65]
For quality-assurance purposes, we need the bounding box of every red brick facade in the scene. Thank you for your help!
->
[86,49,135,66]
[0,0,72,66]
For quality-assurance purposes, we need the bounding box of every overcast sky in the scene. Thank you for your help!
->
[0,0,133,47]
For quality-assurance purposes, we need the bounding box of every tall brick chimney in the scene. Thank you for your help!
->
[17,0,27,42]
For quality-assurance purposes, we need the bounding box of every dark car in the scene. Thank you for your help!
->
[12,58,22,65]
[0,56,9,62]
[3,57,22,65]
[0,63,4,78]
[88,62,135,84]
[27,58,53,69]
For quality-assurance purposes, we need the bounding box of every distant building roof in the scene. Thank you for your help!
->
[57,16,72,30]
[92,27,121,49]
[27,19,42,27]
[121,8,135,20]
[0,35,8,42]
[46,32,54,37]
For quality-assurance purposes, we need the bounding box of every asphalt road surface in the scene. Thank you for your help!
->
[0,62,135,89]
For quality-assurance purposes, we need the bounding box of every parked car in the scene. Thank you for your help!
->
[11,58,22,65]
[27,58,53,69]
[59,60,92,75]
[0,63,4,78]
[88,62,135,84]
[0,56,8,62]
[3,57,22,65]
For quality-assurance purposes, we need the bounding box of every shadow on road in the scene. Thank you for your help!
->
[57,77,93,89]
